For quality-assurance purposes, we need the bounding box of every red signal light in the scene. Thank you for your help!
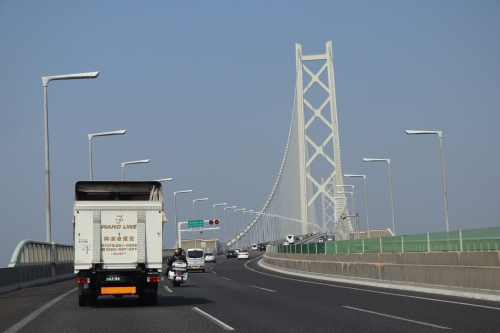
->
[209,220,214,225]
[215,219,219,225]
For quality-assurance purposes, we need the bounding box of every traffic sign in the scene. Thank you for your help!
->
[188,220,204,228]
[209,220,214,225]
[214,219,219,225]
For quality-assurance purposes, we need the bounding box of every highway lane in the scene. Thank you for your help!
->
[1,251,500,332]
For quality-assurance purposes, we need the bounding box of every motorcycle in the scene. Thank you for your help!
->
[167,260,189,287]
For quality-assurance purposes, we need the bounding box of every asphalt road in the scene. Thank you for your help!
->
[1,252,500,332]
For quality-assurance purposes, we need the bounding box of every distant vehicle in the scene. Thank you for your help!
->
[186,248,205,273]
[257,243,266,251]
[238,249,249,260]
[327,236,333,241]
[204,252,216,262]
[283,241,289,245]
[286,235,295,244]
[235,248,242,253]
[226,250,237,258]
[318,238,324,243]
[299,236,303,240]
[167,260,188,287]
[252,244,258,251]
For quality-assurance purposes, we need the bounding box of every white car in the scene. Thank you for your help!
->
[251,244,258,251]
[237,249,249,260]
[204,252,216,262]
[283,241,289,245]
[318,238,324,243]
[235,248,242,253]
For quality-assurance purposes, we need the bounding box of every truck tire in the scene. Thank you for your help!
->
[89,293,98,306]
[202,269,205,273]
[78,295,87,306]
[139,292,148,305]
[149,293,157,305]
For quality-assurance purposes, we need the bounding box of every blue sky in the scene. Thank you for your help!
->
[0,1,499,265]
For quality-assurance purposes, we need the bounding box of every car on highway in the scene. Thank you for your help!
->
[204,252,216,262]
[186,248,206,273]
[226,250,237,258]
[327,236,333,241]
[238,249,249,260]
[252,244,258,251]
[283,241,289,245]
[257,243,266,251]
[318,238,324,243]
[235,248,242,253]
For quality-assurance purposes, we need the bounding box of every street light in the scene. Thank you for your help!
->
[174,189,193,248]
[121,159,150,180]
[363,158,396,235]
[234,208,246,248]
[42,71,100,242]
[193,198,209,248]
[243,210,254,247]
[213,203,227,250]
[88,130,126,180]
[344,174,371,238]
[406,130,450,232]
[224,206,237,244]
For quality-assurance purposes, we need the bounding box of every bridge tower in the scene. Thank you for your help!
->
[295,41,352,239]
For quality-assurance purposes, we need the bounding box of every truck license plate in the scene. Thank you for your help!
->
[106,275,120,282]
[193,266,198,269]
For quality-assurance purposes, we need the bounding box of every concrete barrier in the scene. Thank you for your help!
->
[264,251,500,292]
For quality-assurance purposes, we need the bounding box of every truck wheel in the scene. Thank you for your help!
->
[89,293,97,306]
[202,269,205,273]
[78,295,87,306]
[149,293,157,305]
[139,292,148,305]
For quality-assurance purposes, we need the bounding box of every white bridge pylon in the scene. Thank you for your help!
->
[227,41,352,247]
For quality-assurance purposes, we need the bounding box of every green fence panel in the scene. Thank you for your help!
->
[363,238,381,253]
[324,241,336,254]
[403,233,428,252]
[317,242,326,254]
[381,236,402,253]
[349,239,364,254]
[301,243,307,254]
[335,240,349,254]
[462,227,500,251]
[430,231,460,252]
[308,243,317,254]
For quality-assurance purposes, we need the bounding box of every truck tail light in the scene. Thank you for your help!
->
[147,276,160,283]
[76,277,90,284]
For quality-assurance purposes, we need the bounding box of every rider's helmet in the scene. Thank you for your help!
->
[174,248,181,256]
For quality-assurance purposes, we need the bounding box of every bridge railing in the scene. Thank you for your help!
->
[267,226,500,254]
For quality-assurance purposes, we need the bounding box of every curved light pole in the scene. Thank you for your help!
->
[88,130,126,180]
[406,130,450,231]
[243,210,254,247]
[213,203,227,251]
[42,71,99,242]
[174,189,193,248]
[363,158,396,235]
[121,159,150,180]
[344,174,371,238]
[224,206,237,244]
[234,208,246,248]
[193,198,209,248]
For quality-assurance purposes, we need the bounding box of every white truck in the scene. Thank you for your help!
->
[73,181,167,306]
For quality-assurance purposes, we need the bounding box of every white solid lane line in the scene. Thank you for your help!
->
[192,307,235,330]
[251,285,276,292]
[251,259,500,311]
[221,277,231,280]
[164,286,173,293]
[342,306,452,330]
[4,287,77,333]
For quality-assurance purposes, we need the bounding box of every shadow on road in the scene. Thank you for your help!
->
[90,294,214,308]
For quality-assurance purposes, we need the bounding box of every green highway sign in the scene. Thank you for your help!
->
[188,219,204,228]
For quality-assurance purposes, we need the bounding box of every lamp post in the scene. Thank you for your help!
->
[344,174,371,238]
[88,130,126,180]
[121,159,150,180]
[243,210,254,248]
[234,208,246,248]
[174,189,193,248]
[213,203,227,251]
[406,130,450,232]
[224,206,237,244]
[42,71,100,242]
[363,158,396,235]
[337,185,357,238]
[193,198,209,248]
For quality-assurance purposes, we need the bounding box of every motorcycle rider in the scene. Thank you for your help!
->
[166,248,187,275]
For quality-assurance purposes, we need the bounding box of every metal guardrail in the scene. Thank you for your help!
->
[8,239,73,267]
[268,226,500,254]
